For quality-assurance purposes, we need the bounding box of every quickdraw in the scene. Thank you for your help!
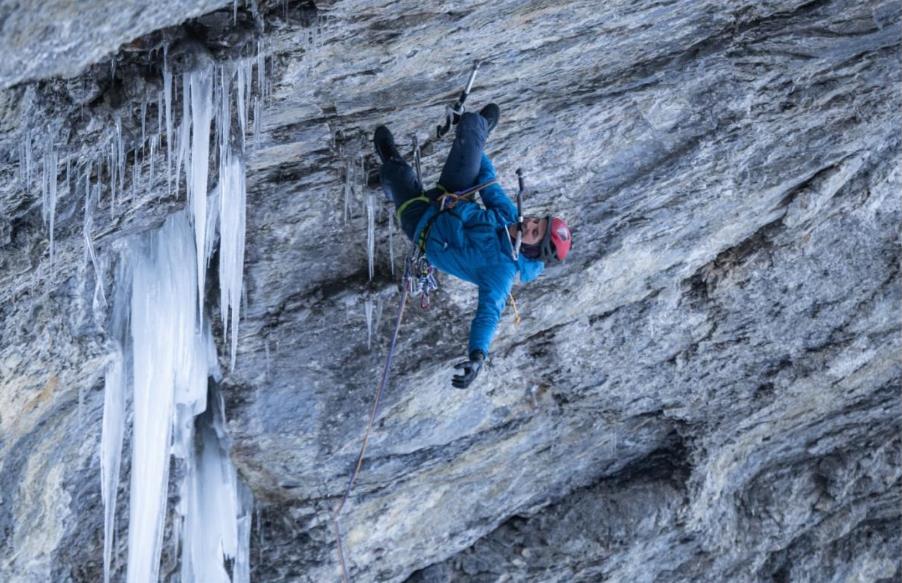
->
[404,246,438,309]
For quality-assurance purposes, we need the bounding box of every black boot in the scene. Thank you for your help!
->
[374,125,403,164]
[479,103,500,133]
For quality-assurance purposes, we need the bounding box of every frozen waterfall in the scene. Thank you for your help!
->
[96,37,263,583]
[127,213,207,583]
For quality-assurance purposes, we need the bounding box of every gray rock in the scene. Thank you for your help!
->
[0,0,233,89]
[0,0,899,582]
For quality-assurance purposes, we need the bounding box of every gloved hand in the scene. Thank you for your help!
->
[452,350,485,389]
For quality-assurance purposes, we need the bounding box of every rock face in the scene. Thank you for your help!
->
[0,0,899,582]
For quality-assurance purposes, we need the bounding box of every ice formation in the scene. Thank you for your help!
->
[83,175,107,307]
[149,134,157,190]
[366,192,376,281]
[178,394,252,583]
[219,154,247,371]
[141,99,147,145]
[40,140,58,263]
[117,208,251,582]
[365,296,374,350]
[164,47,174,195]
[97,36,265,583]
[127,213,205,583]
[100,257,129,583]
[187,69,214,315]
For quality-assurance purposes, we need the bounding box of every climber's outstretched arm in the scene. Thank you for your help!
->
[453,267,514,389]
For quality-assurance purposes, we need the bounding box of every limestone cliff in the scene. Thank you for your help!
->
[0,0,899,581]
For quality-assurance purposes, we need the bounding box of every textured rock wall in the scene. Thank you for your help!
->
[0,0,899,581]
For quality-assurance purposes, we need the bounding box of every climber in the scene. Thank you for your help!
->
[374,104,572,389]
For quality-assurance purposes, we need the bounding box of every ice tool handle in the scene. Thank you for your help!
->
[512,168,525,260]
[437,60,482,139]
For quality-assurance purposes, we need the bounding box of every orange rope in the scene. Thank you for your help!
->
[509,293,521,326]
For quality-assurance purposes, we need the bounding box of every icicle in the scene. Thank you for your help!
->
[187,68,214,315]
[149,135,157,194]
[127,212,207,583]
[175,73,191,199]
[92,191,108,311]
[132,154,139,199]
[343,160,352,224]
[365,296,374,350]
[212,63,233,271]
[256,40,265,97]
[374,295,384,337]
[366,192,376,281]
[83,179,107,306]
[233,0,238,24]
[178,390,251,583]
[117,116,126,195]
[109,142,117,215]
[250,39,265,145]
[236,62,247,151]
[219,154,247,371]
[164,46,174,196]
[41,140,58,264]
[157,89,163,136]
[101,253,129,583]
[101,348,125,583]
[218,65,232,175]
[235,484,253,583]
[244,59,252,131]
[41,150,47,215]
[252,96,261,150]
[141,98,147,146]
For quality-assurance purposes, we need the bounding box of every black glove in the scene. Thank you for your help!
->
[452,350,485,389]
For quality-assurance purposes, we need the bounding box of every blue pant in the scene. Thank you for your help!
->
[380,112,491,240]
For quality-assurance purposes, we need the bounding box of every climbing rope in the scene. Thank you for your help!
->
[332,272,410,583]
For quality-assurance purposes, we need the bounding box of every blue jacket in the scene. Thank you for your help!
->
[414,154,544,356]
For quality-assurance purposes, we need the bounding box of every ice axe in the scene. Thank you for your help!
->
[437,60,482,139]
[512,168,526,260]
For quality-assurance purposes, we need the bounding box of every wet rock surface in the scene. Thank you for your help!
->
[0,0,900,582]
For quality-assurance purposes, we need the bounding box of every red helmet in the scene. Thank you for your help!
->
[539,215,571,262]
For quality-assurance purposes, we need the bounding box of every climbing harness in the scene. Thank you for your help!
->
[396,177,498,309]
[436,179,498,211]
[393,178,497,222]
